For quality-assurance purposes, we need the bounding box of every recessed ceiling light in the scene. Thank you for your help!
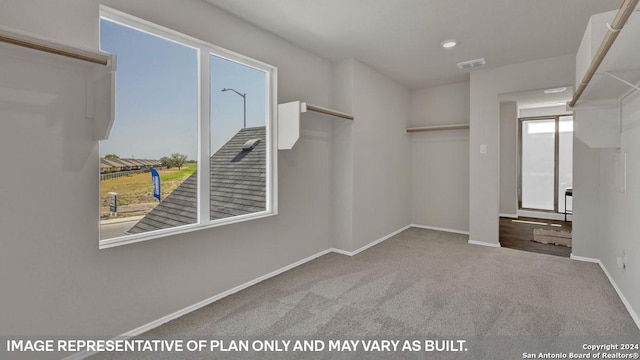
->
[544,87,567,94]
[441,40,458,48]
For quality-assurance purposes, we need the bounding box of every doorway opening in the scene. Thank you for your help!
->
[498,86,573,257]
[518,115,573,217]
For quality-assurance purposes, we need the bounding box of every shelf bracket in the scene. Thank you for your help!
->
[277,101,353,150]
[602,71,640,91]
[598,72,640,133]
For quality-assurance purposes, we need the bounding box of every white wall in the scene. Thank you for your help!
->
[327,59,412,252]
[519,105,571,118]
[469,55,575,245]
[330,59,354,251]
[410,131,469,231]
[350,60,412,250]
[0,0,334,339]
[575,92,640,325]
[410,82,470,126]
[499,102,518,216]
[571,138,601,259]
[410,82,470,232]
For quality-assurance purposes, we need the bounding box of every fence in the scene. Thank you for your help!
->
[100,167,166,181]
[100,169,144,181]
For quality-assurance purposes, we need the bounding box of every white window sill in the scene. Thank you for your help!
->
[99,210,277,249]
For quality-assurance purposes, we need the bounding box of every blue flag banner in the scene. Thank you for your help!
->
[151,168,161,201]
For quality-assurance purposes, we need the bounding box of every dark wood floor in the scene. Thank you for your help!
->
[499,217,572,258]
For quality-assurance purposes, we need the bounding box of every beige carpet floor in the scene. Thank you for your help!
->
[90,228,639,359]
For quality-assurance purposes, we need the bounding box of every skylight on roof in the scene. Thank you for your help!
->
[242,138,260,151]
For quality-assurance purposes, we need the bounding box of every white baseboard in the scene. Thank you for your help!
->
[569,254,599,263]
[598,261,640,330]
[410,224,469,235]
[330,248,353,256]
[499,213,518,219]
[62,248,334,360]
[468,239,501,248]
[517,210,572,222]
[330,224,412,256]
[66,224,414,359]
[570,254,640,330]
[68,224,638,360]
[126,249,334,337]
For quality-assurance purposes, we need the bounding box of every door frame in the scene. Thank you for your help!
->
[517,115,572,213]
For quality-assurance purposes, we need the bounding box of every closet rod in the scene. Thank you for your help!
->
[0,33,109,66]
[306,104,354,120]
[406,124,469,132]
[568,0,639,107]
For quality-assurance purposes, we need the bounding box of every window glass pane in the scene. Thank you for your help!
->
[99,19,198,240]
[521,119,555,210]
[558,116,573,213]
[210,55,267,221]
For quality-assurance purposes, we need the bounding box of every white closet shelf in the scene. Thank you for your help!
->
[0,26,112,66]
[0,26,116,141]
[572,8,640,107]
[406,124,469,133]
[278,101,353,150]
[570,7,640,149]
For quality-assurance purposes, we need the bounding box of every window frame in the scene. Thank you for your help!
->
[98,6,278,249]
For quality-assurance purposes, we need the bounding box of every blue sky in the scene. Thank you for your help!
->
[99,19,266,161]
[210,55,266,154]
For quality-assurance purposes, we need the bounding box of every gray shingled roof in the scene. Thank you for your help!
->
[127,127,266,234]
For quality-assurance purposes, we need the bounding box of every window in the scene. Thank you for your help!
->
[98,7,277,248]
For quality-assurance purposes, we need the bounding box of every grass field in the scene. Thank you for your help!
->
[100,164,196,214]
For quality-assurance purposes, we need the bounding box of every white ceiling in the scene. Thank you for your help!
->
[500,86,573,110]
[205,0,621,89]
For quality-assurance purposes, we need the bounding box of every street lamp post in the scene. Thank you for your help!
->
[221,88,246,129]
